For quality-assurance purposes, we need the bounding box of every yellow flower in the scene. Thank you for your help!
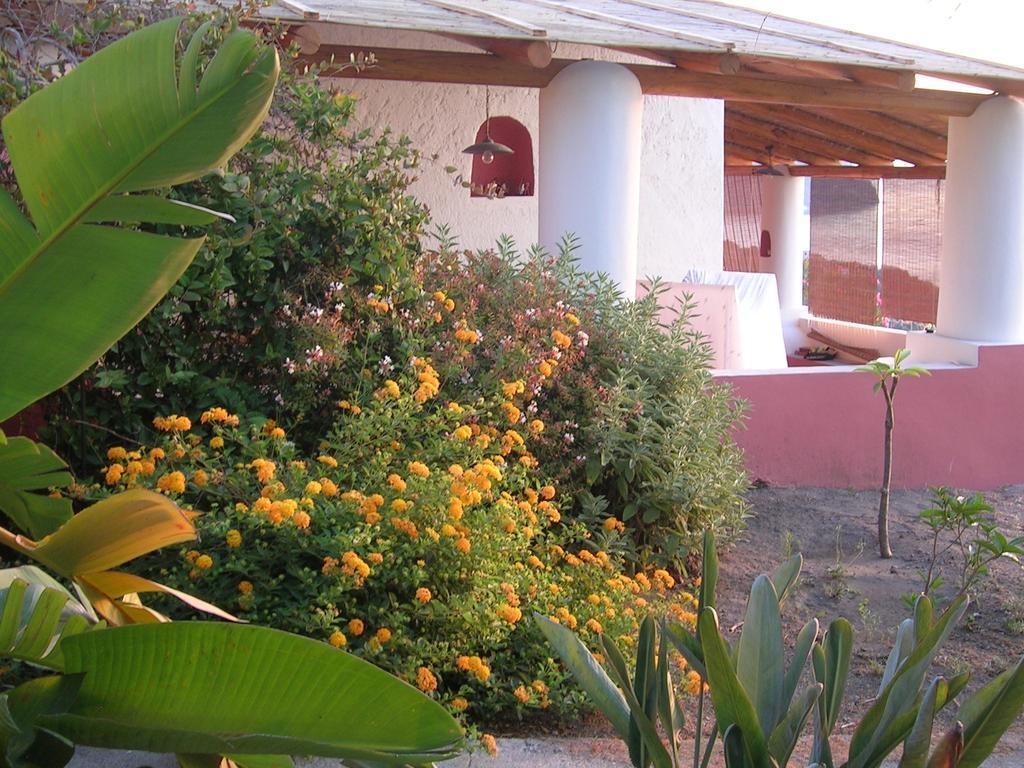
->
[348,618,365,636]
[481,734,498,757]
[320,478,339,496]
[193,469,208,487]
[210,436,225,449]
[318,454,339,468]
[537,361,553,377]
[565,312,580,326]
[433,291,446,302]
[686,670,703,696]
[387,473,407,492]
[497,604,522,624]
[452,426,472,441]
[455,537,471,555]
[529,419,544,435]
[226,529,242,548]
[329,630,348,648]
[238,580,253,594]
[156,471,186,495]
[269,427,286,439]
[305,480,323,495]
[105,463,124,485]
[375,627,392,643]
[416,666,438,693]
[452,697,469,712]
[106,446,127,461]
[195,554,213,570]
[383,379,401,399]
[416,587,432,604]
[443,298,455,312]
[454,327,478,344]
[407,461,430,478]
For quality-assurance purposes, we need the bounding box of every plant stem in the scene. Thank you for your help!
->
[878,381,896,559]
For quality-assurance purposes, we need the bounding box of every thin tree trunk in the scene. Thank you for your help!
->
[878,385,895,559]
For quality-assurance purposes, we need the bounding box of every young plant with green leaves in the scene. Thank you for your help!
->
[0,16,462,768]
[857,349,929,559]
[917,487,1024,600]
[539,531,1024,768]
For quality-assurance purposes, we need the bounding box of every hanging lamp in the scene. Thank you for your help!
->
[463,86,514,165]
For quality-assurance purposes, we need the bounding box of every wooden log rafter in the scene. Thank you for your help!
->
[444,34,553,68]
[725,165,946,179]
[724,126,840,165]
[725,111,895,165]
[729,103,947,165]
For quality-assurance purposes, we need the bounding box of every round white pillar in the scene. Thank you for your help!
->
[936,96,1024,342]
[760,175,806,352]
[539,61,643,297]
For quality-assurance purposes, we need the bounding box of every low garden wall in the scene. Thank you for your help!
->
[717,343,1024,490]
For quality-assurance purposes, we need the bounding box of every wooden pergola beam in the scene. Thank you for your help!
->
[726,164,946,180]
[730,103,946,165]
[726,111,896,165]
[307,45,987,116]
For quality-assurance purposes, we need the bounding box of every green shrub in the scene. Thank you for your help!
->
[86,383,701,723]
[42,64,428,466]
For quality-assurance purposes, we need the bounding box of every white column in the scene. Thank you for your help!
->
[760,175,806,352]
[936,96,1024,342]
[539,61,643,298]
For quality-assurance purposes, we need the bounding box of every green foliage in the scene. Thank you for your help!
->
[42,62,428,468]
[541,532,1024,768]
[88,392,702,723]
[917,487,1024,601]
[0,16,465,768]
[0,16,279,423]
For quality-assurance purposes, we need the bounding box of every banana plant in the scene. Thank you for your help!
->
[539,531,1024,768]
[0,14,464,768]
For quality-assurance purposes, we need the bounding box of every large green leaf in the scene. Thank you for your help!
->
[40,623,463,763]
[534,614,631,741]
[0,18,279,420]
[899,677,947,768]
[955,656,1024,768]
[0,437,72,539]
[735,575,784,735]
[768,682,821,768]
[848,596,966,768]
[698,608,771,768]
[0,575,101,670]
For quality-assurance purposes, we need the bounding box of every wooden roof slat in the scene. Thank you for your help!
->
[726,111,895,165]
[514,0,733,50]
[415,0,547,36]
[277,0,320,20]
[729,103,946,165]
[613,0,916,66]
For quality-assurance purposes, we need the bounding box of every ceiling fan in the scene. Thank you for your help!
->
[753,145,790,176]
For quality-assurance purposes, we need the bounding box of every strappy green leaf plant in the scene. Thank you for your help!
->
[540,531,1024,768]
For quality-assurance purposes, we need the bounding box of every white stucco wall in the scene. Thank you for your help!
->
[319,25,724,279]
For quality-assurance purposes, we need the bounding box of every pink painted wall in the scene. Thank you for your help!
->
[717,344,1024,490]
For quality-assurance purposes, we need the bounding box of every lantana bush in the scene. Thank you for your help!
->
[96,391,701,723]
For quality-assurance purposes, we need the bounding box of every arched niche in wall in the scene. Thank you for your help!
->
[469,116,534,198]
